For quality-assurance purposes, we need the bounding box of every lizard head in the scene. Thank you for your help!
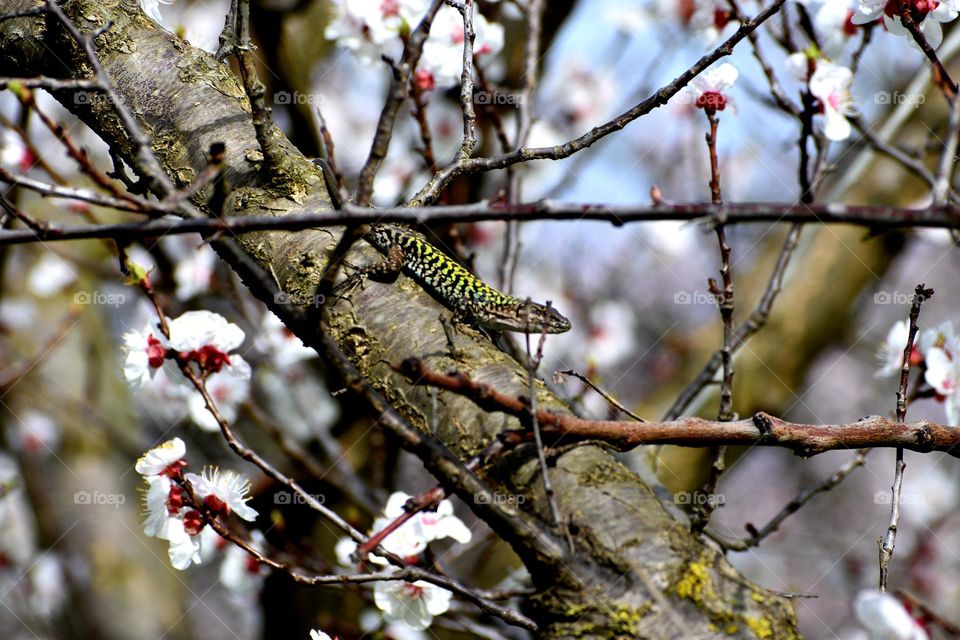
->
[480,300,572,334]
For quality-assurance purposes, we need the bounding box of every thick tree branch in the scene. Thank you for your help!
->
[396,359,960,458]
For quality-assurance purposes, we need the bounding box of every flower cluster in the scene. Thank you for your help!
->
[853,0,960,49]
[122,310,251,431]
[324,0,504,89]
[136,438,258,570]
[877,319,960,423]
[335,492,472,631]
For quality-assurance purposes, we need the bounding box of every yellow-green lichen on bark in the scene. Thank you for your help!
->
[670,553,796,639]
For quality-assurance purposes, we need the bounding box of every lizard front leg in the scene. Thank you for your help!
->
[333,244,405,299]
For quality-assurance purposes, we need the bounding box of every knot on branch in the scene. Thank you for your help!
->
[915,424,934,451]
[753,412,774,437]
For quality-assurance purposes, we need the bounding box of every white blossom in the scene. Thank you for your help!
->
[373,578,452,631]
[164,516,203,570]
[811,1,857,57]
[877,320,911,377]
[220,530,267,596]
[186,467,259,522]
[185,358,252,431]
[140,0,174,24]
[809,61,855,141]
[122,322,164,388]
[14,411,60,455]
[419,7,504,88]
[174,244,218,300]
[690,0,736,43]
[28,253,76,297]
[164,310,245,355]
[924,335,960,424]
[336,491,471,567]
[684,63,739,114]
[142,475,175,538]
[136,437,187,477]
[255,311,316,368]
[853,590,928,640]
[0,128,28,170]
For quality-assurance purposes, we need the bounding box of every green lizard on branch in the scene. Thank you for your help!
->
[316,161,571,334]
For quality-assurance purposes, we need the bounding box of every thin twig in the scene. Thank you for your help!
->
[233,0,285,172]
[878,284,933,591]
[453,0,478,161]
[692,111,734,532]
[707,449,869,551]
[895,0,957,98]
[524,304,562,530]
[554,369,646,422]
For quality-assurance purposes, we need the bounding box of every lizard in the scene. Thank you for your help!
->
[314,159,572,334]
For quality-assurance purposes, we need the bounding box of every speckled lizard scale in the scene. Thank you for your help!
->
[363,224,571,334]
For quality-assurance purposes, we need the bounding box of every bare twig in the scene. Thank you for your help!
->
[879,284,934,591]
[691,111,734,532]
[524,304,562,529]
[555,369,646,422]
[233,0,285,172]
[453,0,478,161]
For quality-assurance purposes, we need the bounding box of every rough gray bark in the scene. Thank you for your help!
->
[0,2,801,637]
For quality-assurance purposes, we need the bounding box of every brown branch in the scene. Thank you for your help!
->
[394,358,960,458]
[692,111,733,532]
[2,200,960,247]
[453,0,477,161]
[664,223,801,420]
